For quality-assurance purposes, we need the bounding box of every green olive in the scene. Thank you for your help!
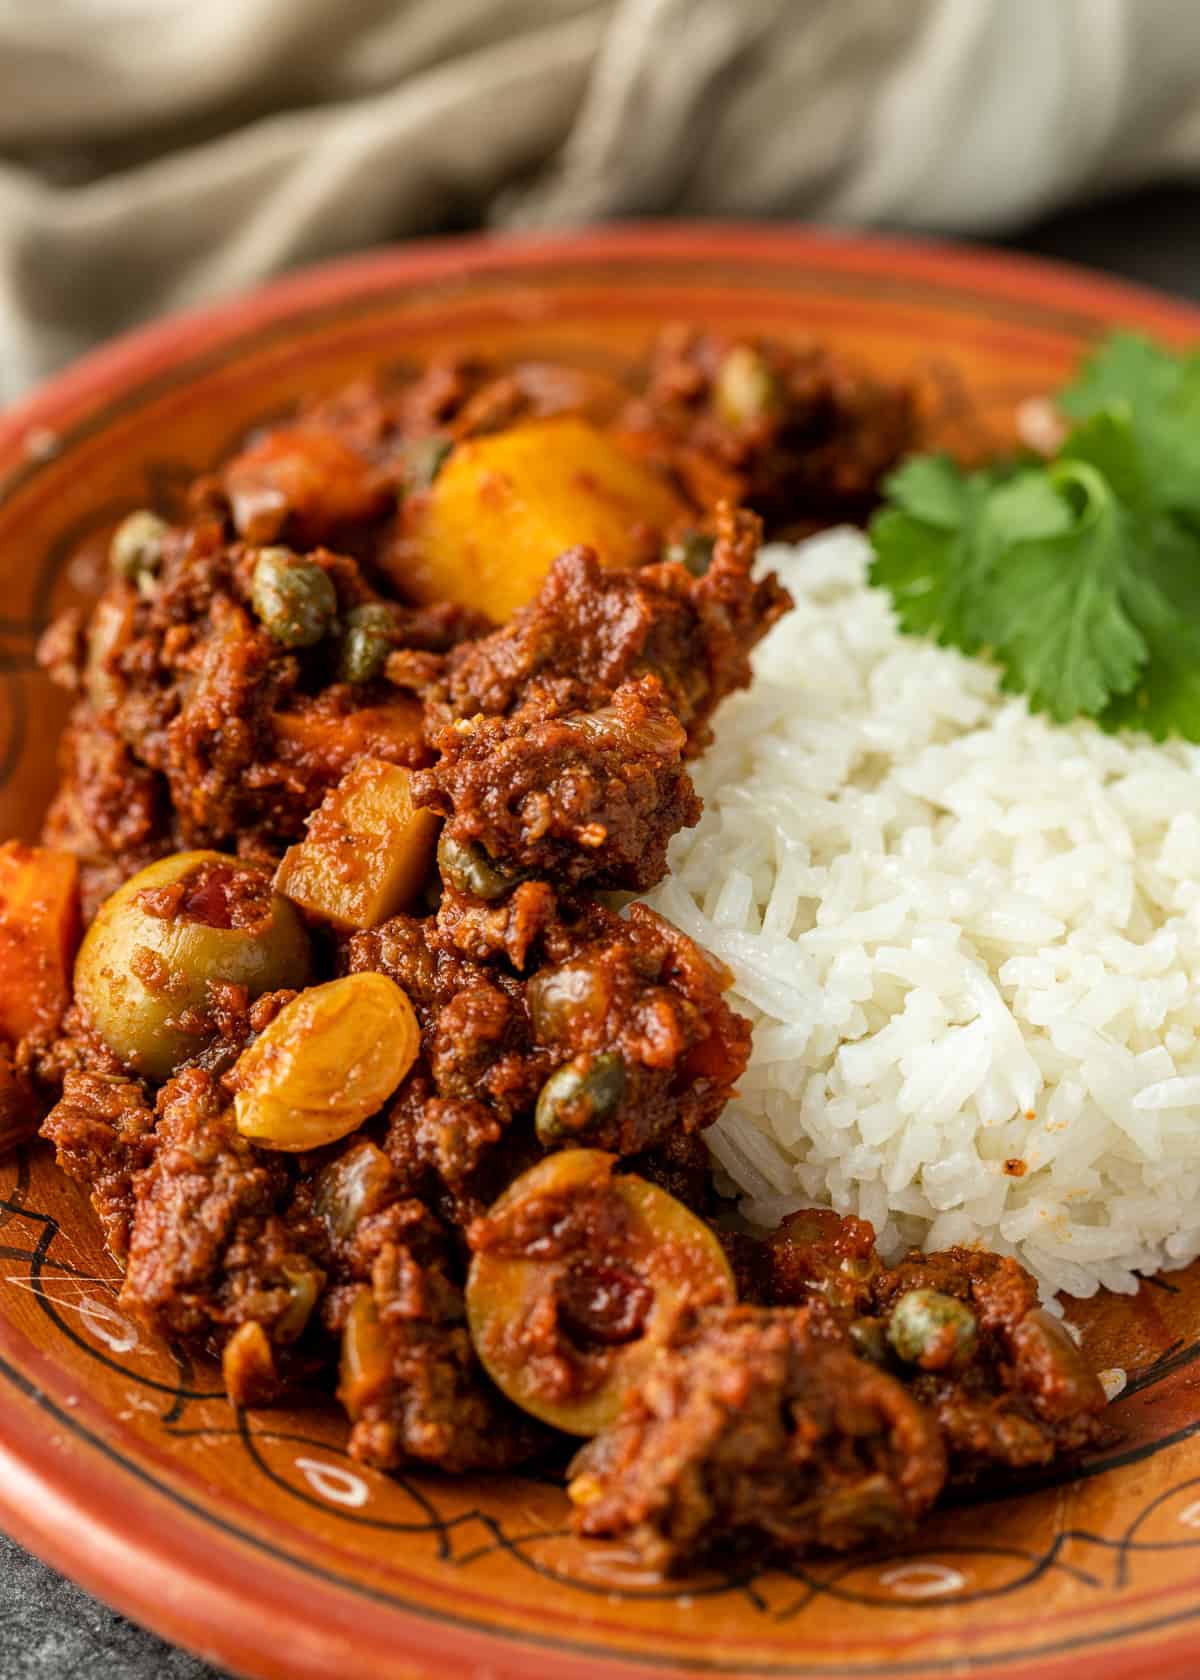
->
[714,345,778,429]
[74,850,312,1081]
[338,603,396,685]
[887,1288,978,1372]
[535,1053,626,1145]
[250,547,337,649]
[110,510,169,583]
[436,831,513,901]
[662,530,715,578]
[466,1149,736,1435]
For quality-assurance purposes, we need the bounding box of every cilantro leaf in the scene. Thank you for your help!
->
[869,457,1025,651]
[867,329,1200,743]
[1061,332,1200,520]
[981,463,1149,721]
[881,455,972,528]
[1100,613,1200,741]
[1057,409,1150,511]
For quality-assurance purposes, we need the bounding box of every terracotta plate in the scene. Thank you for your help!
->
[2,225,1200,1680]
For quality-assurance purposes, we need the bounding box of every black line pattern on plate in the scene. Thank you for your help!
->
[4,1159,1200,1641]
[1,310,1200,1672]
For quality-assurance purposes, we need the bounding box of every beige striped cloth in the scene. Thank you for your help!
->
[0,0,1198,396]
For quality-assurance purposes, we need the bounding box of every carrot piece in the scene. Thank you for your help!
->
[271,695,427,782]
[0,842,80,1043]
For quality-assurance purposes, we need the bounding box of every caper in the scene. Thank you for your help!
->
[436,830,513,901]
[401,433,452,491]
[848,1317,890,1367]
[887,1288,978,1372]
[663,530,715,578]
[535,1052,626,1145]
[338,602,396,684]
[713,345,778,429]
[110,510,169,583]
[250,547,337,649]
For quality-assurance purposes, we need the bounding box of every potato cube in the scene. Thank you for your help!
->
[275,759,439,930]
[390,417,686,622]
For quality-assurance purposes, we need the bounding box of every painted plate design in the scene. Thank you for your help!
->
[1,226,1199,1680]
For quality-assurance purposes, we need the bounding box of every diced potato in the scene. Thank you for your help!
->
[271,695,426,783]
[390,417,686,622]
[0,842,80,1043]
[275,758,440,930]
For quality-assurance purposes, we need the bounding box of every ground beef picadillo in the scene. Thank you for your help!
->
[27,334,1111,1576]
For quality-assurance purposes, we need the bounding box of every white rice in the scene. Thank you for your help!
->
[642,528,1200,1302]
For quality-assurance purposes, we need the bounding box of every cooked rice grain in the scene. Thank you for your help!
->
[642,529,1200,1301]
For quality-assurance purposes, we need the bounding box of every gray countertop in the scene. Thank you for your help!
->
[4,185,1199,1680]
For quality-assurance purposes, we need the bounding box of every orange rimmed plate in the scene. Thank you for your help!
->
[1,224,1200,1680]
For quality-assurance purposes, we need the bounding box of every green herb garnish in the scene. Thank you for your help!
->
[868,333,1200,740]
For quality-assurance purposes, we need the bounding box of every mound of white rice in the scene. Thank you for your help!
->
[643,528,1200,1302]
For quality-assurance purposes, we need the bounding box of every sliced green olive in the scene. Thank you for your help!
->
[251,547,337,649]
[110,510,169,583]
[535,1052,626,1145]
[714,345,777,429]
[436,831,513,901]
[887,1288,978,1372]
[466,1148,736,1436]
[662,530,715,578]
[233,973,419,1152]
[74,850,312,1081]
[337,603,396,685]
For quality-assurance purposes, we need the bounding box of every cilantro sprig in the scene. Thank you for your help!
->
[868,333,1200,741]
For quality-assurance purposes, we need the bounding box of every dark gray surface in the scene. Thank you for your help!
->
[2,184,1199,1680]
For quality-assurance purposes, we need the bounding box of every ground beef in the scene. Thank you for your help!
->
[433,504,788,756]
[869,1248,1110,1476]
[349,899,750,1212]
[415,674,701,893]
[328,1192,544,1472]
[568,1302,946,1573]
[622,327,917,527]
[41,1070,157,1258]
[118,1068,324,1345]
